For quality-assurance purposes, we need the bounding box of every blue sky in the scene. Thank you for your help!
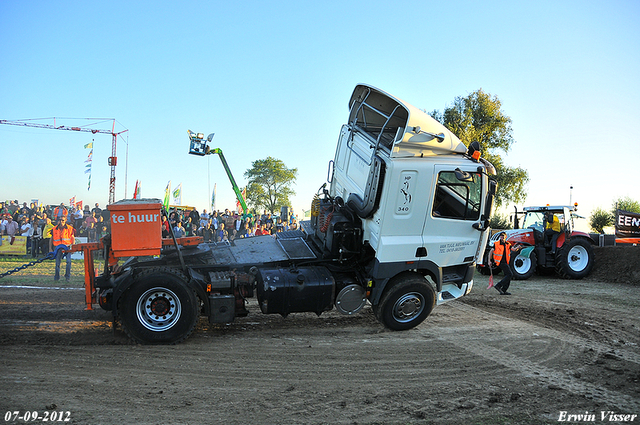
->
[1,0,638,225]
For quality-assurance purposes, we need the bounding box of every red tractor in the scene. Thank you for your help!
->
[479,205,595,280]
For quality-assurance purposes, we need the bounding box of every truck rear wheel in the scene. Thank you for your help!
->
[555,238,594,279]
[120,267,199,344]
[375,274,435,331]
[511,251,537,280]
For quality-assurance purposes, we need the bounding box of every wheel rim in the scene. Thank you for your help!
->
[567,246,588,272]
[392,292,425,323]
[513,255,531,275]
[136,287,182,332]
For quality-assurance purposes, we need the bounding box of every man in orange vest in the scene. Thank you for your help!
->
[489,232,520,295]
[50,215,75,281]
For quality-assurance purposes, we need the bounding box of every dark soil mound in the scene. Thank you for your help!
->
[590,246,640,285]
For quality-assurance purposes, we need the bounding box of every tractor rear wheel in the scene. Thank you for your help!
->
[555,238,594,279]
[120,267,199,344]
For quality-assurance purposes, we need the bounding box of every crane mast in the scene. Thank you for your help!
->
[0,118,128,203]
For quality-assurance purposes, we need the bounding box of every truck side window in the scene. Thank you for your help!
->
[432,171,482,220]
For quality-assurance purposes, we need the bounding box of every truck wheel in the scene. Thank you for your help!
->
[120,267,199,344]
[555,238,594,279]
[511,251,537,280]
[375,274,435,331]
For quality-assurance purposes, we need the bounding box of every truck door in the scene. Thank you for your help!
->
[421,166,485,270]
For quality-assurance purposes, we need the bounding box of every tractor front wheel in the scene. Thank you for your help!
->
[555,239,594,279]
[511,250,537,280]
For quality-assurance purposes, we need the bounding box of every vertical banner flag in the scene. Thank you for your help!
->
[69,196,76,207]
[133,180,141,199]
[172,183,182,206]
[84,140,93,191]
[163,181,171,211]
[211,183,216,212]
[236,187,247,213]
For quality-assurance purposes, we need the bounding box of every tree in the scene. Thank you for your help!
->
[244,157,297,214]
[589,207,612,234]
[489,213,512,230]
[430,89,529,207]
[611,196,640,215]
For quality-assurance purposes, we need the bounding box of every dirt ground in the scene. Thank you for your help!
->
[0,247,639,424]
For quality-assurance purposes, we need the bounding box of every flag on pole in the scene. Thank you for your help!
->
[236,187,247,213]
[172,183,182,206]
[69,196,76,207]
[76,200,83,210]
[211,183,216,211]
[85,140,93,191]
[163,181,171,211]
[133,180,141,199]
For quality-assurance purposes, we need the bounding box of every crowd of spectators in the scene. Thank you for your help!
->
[1,200,109,257]
[165,207,299,243]
[1,199,301,257]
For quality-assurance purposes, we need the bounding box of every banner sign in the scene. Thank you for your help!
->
[0,236,27,255]
[615,209,640,238]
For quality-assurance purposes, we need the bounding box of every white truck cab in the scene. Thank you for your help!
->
[321,84,497,311]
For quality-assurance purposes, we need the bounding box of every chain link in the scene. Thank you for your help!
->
[0,245,67,279]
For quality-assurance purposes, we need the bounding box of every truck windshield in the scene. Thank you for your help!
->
[432,171,482,220]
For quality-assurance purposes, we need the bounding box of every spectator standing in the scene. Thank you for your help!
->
[161,215,170,238]
[20,216,33,252]
[3,215,19,239]
[53,203,68,221]
[91,203,102,218]
[174,221,186,238]
[184,216,194,237]
[42,217,54,255]
[50,216,75,281]
[201,221,214,242]
[211,211,219,232]
[217,222,229,242]
[85,211,98,242]
[72,207,84,229]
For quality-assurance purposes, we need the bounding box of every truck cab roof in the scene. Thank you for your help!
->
[348,84,468,158]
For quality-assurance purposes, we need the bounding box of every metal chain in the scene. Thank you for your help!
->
[0,245,67,279]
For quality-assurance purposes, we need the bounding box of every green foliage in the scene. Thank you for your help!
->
[589,207,613,234]
[244,157,297,214]
[489,213,512,230]
[430,89,529,207]
[611,196,640,214]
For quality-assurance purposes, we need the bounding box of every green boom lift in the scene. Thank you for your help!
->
[187,130,249,214]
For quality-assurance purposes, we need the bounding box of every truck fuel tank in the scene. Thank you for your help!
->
[256,267,335,317]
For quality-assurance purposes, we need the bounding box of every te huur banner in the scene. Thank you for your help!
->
[615,210,640,238]
[0,236,27,256]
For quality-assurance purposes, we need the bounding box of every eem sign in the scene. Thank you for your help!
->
[615,209,640,239]
[108,199,163,257]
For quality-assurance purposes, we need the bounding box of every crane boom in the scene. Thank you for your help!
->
[0,118,128,203]
[187,130,249,214]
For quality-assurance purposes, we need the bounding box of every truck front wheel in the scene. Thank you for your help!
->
[120,267,199,344]
[375,274,435,331]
